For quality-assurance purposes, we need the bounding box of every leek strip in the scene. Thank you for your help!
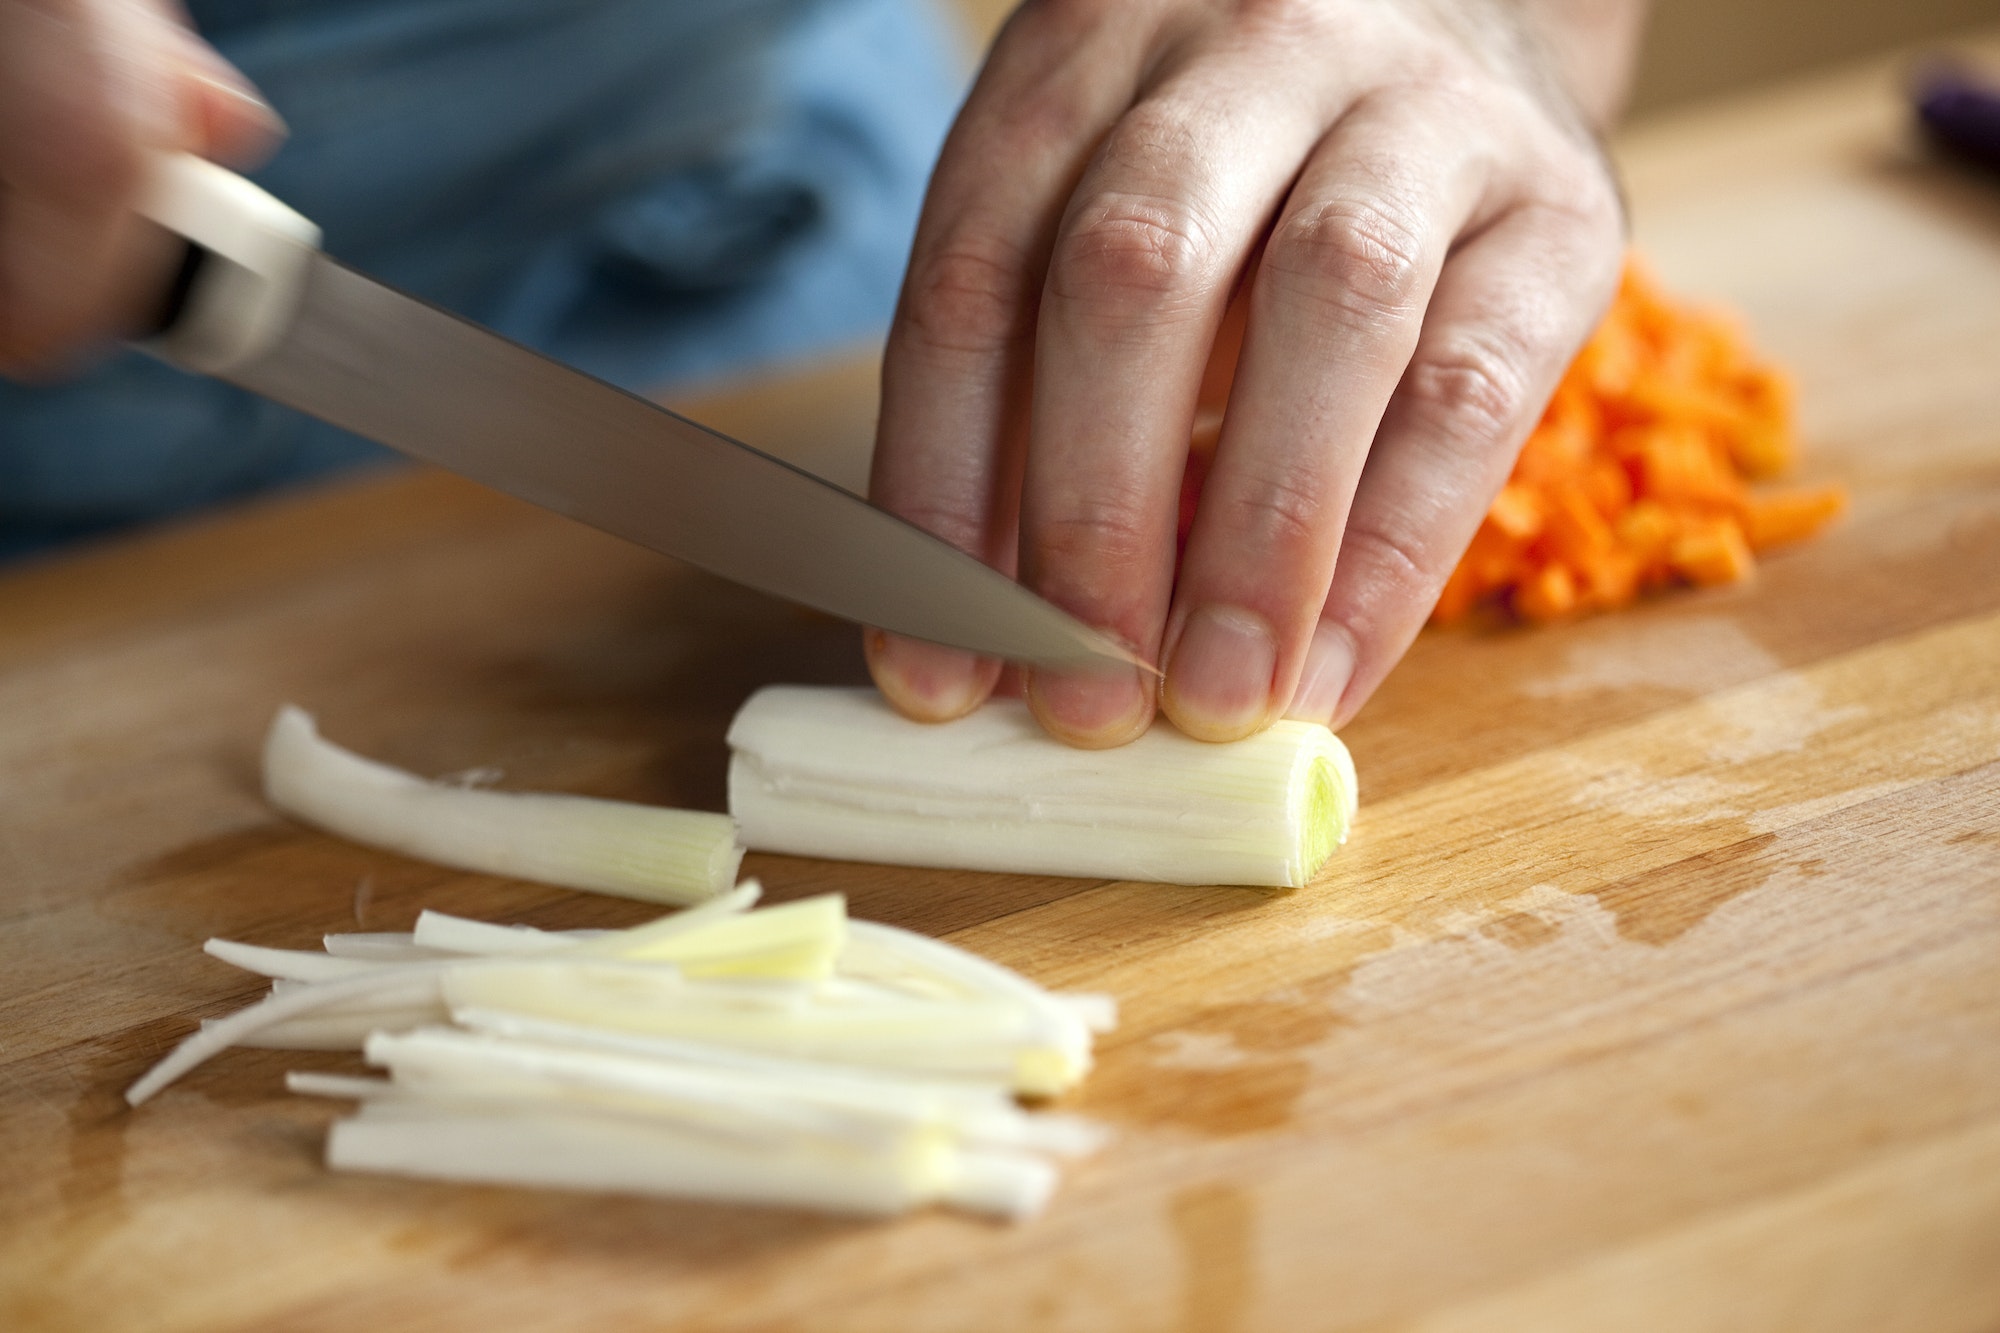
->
[407,881,761,960]
[125,967,452,1105]
[204,939,389,982]
[224,1005,450,1049]
[576,893,845,980]
[322,933,447,962]
[410,912,591,956]
[365,1026,1102,1158]
[726,686,1357,887]
[446,966,1067,1090]
[943,1149,1059,1221]
[1055,994,1119,1034]
[564,880,765,958]
[449,1009,1014,1110]
[365,1030,909,1152]
[264,705,743,904]
[326,1106,954,1217]
[287,1072,396,1100]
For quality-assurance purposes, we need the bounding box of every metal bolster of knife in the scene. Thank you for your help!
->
[134,152,323,376]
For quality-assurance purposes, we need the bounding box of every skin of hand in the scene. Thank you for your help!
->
[0,0,284,378]
[867,0,1646,746]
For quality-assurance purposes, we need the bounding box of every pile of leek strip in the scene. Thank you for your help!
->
[126,883,1113,1220]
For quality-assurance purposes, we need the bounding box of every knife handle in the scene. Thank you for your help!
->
[134,152,323,376]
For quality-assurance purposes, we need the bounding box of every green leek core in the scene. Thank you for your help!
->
[1296,753,1343,881]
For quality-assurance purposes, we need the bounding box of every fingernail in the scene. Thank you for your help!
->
[1286,621,1356,726]
[195,70,290,144]
[1162,605,1278,741]
[865,629,993,722]
[1026,662,1152,748]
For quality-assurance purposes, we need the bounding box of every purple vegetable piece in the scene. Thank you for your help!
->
[1916,64,2000,175]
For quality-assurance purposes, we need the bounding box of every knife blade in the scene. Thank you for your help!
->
[138,154,1144,673]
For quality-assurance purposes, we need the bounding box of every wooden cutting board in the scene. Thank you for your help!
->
[4,34,2000,1333]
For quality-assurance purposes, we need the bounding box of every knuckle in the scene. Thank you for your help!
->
[899,230,1037,356]
[1212,465,1325,559]
[1264,196,1429,325]
[1343,517,1450,599]
[882,496,998,563]
[1048,192,1220,322]
[1402,329,1532,438]
[1031,490,1157,581]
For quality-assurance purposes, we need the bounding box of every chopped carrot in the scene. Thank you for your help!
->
[1669,517,1755,587]
[1516,564,1580,623]
[1172,254,1843,626]
[1743,485,1848,549]
[1420,257,1843,624]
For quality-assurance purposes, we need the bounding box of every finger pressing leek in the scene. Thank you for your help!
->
[264,705,742,904]
[726,687,1358,887]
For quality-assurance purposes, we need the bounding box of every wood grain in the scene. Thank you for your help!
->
[4,36,2000,1333]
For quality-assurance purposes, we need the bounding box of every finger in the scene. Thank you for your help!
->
[1160,90,1499,741]
[866,2,1160,723]
[1019,48,1360,746]
[171,28,287,165]
[0,1,280,376]
[0,0,185,371]
[1290,193,1622,728]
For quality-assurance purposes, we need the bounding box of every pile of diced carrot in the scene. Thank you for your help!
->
[1430,258,1844,624]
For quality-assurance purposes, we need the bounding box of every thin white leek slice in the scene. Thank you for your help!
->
[220,1003,450,1050]
[203,939,389,982]
[322,932,449,962]
[366,1029,905,1152]
[410,911,596,956]
[406,880,761,961]
[444,964,1071,1091]
[841,921,1095,1091]
[326,1104,961,1217]
[1055,994,1119,1034]
[287,1071,396,1100]
[364,1026,1105,1159]
[449,1008,1012,1110]
[264,705,743,904]
[726,686,1358,887]
[125,966,452,1104]
[574,892,844,980]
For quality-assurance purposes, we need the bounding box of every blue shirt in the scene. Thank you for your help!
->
[0,0,963,559]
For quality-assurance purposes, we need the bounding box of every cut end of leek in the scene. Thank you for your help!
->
[263,705,743,905]
[727,687,1359,887]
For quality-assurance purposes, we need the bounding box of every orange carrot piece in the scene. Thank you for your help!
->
[1668,518,1755,587]
[1515,564,1579,622]
[1743,485,1847,549]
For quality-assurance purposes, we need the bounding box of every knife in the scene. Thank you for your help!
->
[135,153,1144,673]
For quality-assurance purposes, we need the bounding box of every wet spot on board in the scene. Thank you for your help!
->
[1171,1182,1254,1333]
[1480,911,1561,950]
[1093,1056,1309,1137]
[1586,831,1782,945]
[1180,997,1349,1054]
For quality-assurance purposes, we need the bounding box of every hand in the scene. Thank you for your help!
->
[0,0,284,377]
[867,0,1636,744]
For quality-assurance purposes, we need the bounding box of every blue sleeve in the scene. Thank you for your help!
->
[0,0,966,559]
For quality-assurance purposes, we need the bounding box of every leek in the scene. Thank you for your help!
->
[126,887,1112,1220]
[726,686,1358,887]
[264,705,742,904]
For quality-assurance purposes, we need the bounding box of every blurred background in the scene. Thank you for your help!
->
[951,0,2000,117]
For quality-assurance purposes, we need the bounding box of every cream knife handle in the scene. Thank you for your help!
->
[134,152,323,375]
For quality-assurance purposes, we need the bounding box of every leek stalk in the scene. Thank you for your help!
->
[727,686,1358,887]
